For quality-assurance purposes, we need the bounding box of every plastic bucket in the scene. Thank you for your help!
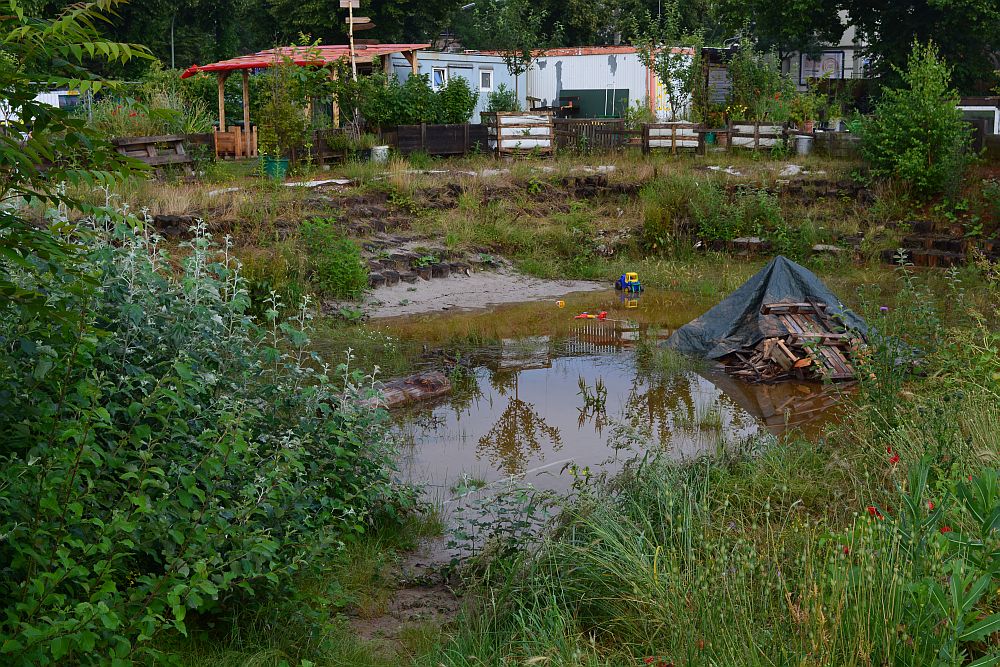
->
[705,131,717,145]
[795,135,814,157]
[262,156,289,180]
[371,145,390,163]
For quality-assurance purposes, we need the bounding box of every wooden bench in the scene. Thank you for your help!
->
[111,135,194,175]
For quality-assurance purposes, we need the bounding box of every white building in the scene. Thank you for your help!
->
[780,12,867,91]
[525,46,695,120]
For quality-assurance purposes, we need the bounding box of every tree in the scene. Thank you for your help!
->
[470,0,562,97]
[717,0,844,61]
[633,2,700,121]
[1,0,149,318]
[860,42,973,198]
[841,0,1000,94]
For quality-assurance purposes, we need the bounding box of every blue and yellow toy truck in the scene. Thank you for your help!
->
[615,272,643,293]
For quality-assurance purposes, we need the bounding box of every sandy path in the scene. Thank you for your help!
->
[366,270,605,318]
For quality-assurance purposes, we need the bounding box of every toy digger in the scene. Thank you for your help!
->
[615,272,643,293]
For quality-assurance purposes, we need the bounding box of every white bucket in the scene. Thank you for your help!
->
[795,135,814,156]
[371,145,390,163]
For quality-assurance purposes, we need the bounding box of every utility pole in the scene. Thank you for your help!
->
[170,13,176,69]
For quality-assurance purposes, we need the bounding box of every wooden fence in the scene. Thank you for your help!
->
[483,112,554,157]
[394,123,489,156]
[642,122,704,154]
[553,118,639,152]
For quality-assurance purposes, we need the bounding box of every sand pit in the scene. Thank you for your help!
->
[365,270,604,318]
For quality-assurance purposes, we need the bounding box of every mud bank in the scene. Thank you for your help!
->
[365,270,605,318]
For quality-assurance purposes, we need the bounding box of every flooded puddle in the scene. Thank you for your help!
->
[378,289,851,498]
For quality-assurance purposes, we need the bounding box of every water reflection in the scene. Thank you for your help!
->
[395,328,845,498]
[478,368,563,476]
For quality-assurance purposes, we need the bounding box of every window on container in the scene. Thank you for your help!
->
[432,67,448,90]
[58,93,81,109]
[479,69,493,92]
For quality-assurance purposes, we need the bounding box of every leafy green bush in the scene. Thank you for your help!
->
[486,83,521,113]
[301,218,369,299]
[333,64,480,130]
[437,76,480,124]
[861,42,973,198]
[0,219,404,664]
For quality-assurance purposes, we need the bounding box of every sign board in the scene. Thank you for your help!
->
[352,22,376,31]
[339,0,360,7]
[346,15,371,23]
[799,51,845,85]
[707,65,731,105]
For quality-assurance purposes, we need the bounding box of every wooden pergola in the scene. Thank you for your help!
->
[180,43,428,158]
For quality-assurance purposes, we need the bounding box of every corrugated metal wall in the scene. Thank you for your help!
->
[526,52,650,117]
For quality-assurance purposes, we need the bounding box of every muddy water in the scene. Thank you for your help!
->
[379,289,851,498]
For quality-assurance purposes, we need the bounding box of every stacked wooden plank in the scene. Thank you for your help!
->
[643,122,704,154]
[724,301,858,383]
[483,112,554,157]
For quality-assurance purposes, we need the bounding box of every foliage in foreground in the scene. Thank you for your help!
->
[0,222,406,664]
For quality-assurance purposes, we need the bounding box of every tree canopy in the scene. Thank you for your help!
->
[17,0,998,93]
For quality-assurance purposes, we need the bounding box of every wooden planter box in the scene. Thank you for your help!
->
[394,123,489,156]
[729,122,787,150]
[483,112,554,157]
[111,134,195,174]
[812,131,862,159]
[642,122,704,154]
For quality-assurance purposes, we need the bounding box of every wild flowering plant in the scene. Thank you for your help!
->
[0,213,406,664]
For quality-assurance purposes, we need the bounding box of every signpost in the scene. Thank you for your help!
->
[340,0,360,80]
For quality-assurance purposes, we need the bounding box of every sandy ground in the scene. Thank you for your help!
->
[366,270,605,318]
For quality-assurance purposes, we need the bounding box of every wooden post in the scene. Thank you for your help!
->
[403,49,418,76]
[241,70,251,158]
[329,68,340,127]
[217,72,227,133]
[380,53,390,73]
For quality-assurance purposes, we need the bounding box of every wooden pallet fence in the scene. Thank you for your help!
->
[642,122,704,154]
[213,124,258,159]
[729,122,786,150]
[483,112,554,157]
[394,123,489,156]
[111,134,195,174]
[553,118,638,152]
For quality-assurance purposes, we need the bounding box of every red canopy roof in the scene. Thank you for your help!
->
[180,44,429,79]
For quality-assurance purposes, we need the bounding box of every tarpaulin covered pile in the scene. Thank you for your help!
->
[666,256,868,382]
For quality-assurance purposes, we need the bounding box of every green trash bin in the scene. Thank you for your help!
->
[262,156,289,180]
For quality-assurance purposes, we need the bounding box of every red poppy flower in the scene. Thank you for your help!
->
[889,453,900,465]
[774,92,781,100]
[867,506,883,520]
[129,111,137,117]
[843,545,850,555]
[645,659,654,665]
[940,526,953,534]
[926,501,935,511]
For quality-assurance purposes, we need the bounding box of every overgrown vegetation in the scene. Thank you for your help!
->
[301,218,370,299]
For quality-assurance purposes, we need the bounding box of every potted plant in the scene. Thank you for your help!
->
[789,92,818,133]
[258,58,309,179]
